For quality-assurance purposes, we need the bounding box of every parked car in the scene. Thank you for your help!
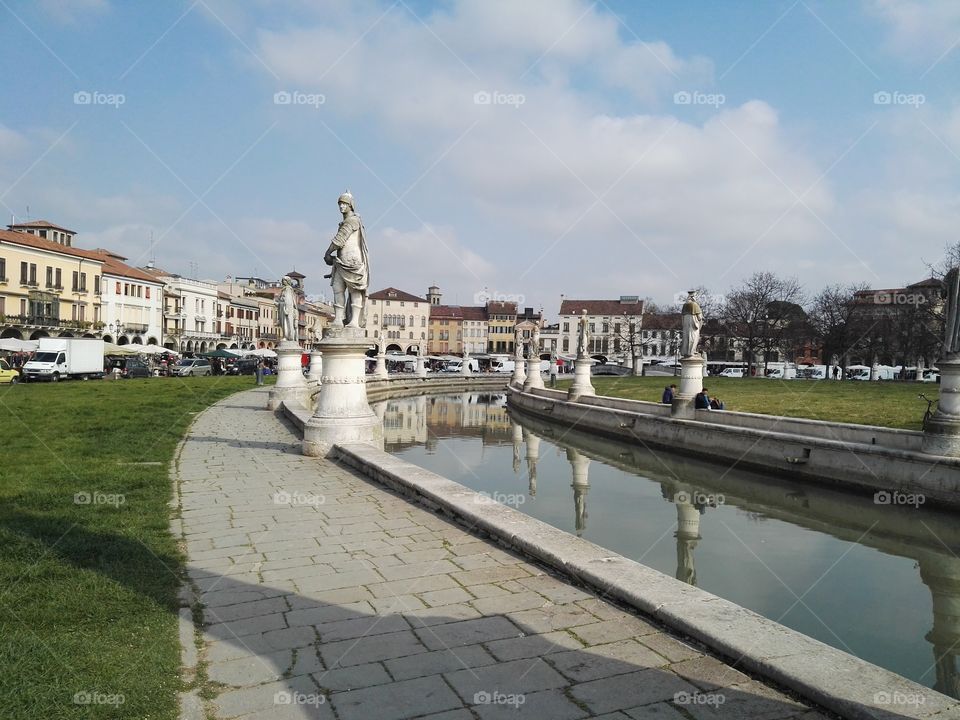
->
[0,358,20,384]
[174,358,212,377]
[232,358,259,376]
[719,367,745,378]
[592,364,632,376]
[120,358,151,378]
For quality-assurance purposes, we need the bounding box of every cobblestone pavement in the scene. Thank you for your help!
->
[175,389,823,719]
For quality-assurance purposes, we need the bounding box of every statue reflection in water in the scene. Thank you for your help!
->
[660,486,708,587]
[567,448,590,536]
[523,428,539,497]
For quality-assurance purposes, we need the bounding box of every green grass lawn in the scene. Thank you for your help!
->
[558,375,935,430]
[0,375,266,720]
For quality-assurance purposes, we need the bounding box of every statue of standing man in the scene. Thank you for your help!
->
[577,310,590,358]
[324,191,369,329]
[944,266,960,360]
[680,290,703,358]
[276,276,298,343]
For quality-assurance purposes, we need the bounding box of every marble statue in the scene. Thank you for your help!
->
[514,325,524,361]
[945,267,960,359]
[531,325,540,359]
[680,291,704,358]
[324,190,369,329]
[276,276,298,342]
[417,342,425,357]
[576,310,590,357]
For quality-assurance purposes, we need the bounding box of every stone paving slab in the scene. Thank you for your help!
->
[175,389,821,719]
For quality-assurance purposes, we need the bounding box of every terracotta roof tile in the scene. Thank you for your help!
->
[559,299,645,316]
[369,287,428,303]
[0,229,104,261]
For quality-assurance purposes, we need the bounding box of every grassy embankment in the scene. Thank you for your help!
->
[559,375,932,430]
[0,376,267,720]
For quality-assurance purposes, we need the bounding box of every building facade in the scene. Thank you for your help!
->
[367,287,430,353]
[558,296,645,361]
[98,251,164,345]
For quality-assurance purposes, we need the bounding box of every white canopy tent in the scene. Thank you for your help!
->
[0,339,39,352]
[245,348,278,358]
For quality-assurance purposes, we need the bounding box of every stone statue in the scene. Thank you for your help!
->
[324,191,369,329]
[276,276,298,342]
[944,267,960,359]
[680,291,703,358]
[576,310,590,357]
[531,325,540,359]
[514,325,524,362]
[417,342,425,357]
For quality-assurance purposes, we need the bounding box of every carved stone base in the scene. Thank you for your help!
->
[567,356,595,401]
[671,355,705,419]
[511,359,526,388]
[523,357,545,391]
[303,334,382,457]
[415,356,427,378]
[460,360,473,377]
[373,354,388,379]
[922,360,960,457]
[306,350,323,383]
[268,341,307,410]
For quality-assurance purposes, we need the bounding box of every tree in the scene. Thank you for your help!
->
[722,272,804,376]
[807,283,867,374]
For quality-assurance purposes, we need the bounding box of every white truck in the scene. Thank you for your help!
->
[22,338,104,382]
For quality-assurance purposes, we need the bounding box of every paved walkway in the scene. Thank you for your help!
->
[175,389,822,720]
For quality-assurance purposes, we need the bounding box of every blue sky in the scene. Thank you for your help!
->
[2,0,959,318]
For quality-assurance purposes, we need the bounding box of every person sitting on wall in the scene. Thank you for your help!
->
[709,396,725,410]
[661,384,676,404]
[694,388,711,410]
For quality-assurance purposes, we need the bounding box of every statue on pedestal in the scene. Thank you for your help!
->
[531,325,540,360]
[514,325,524,362]
[945,267,960,360]
[576,310,590,358]
[324,191,369,329]
[276,276,298,342]
[680,291,703,358]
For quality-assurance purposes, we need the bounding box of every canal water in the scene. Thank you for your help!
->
[376,391,960,699]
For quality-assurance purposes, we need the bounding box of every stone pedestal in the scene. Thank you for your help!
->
[268,341,307,410]
[922,360,960,457]
[672,355,705,418]
[523,357,544,391]
[303,328,383,457]
[373,353,388,379]
[675,501,702,586]
[460,358,473,377]
[415,356,427,378]
[524,430,540,496]
[567,356,595,401]
[306,350,323,383]
[632,356,643,377]
[510,358,526,388]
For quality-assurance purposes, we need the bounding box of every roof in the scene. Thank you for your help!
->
[460,306,487,321]
[430,305,464,320]
[7,219,77,234]
[559,299,646,316]
[369,287,428,303]
[643,313,681,330]
[485,301,518,314]
[0,229,104,261]
[95,251,164,283]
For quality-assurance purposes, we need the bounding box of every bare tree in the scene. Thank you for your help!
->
[723,272,804,376]
[807,283,868,375]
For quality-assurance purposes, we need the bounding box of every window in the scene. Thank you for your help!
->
[614,323,620,335]
[145,286,149,299]
[46,267,52,287]
[563,322,569,332]
[400,301,405,307]
[409,315,414,326]
[29,264,36,285]
[73,271,79,291]
[421,316,426,327]
[0,258,5,280]
[19,262,28,284]
[93,275,99,294]
[80,273,87,292]
[602,323,609,333]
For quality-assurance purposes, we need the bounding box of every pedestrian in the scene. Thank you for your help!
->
[661,384,677,404]
[833,365,840,380]
[709,396,725,410]
[695,388,711,410]
[255,357,264,386]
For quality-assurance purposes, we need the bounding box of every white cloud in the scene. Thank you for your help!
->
[37,0,109,24]
[865,0,960,60]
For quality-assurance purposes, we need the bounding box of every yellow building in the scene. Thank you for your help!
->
[428,305,463,354]
[0,223,104,340]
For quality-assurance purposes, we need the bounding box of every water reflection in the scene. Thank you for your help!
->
[378,392,960,697]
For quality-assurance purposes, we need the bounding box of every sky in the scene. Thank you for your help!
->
[1,0,959,320]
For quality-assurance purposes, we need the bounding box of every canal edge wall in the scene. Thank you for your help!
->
[332,439,958,720]
[509,387,960,507]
